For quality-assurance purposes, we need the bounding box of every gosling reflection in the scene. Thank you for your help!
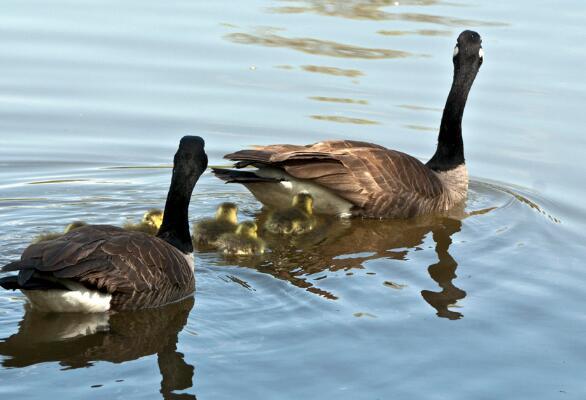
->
[0,298,195,399]
[246,210,480,318]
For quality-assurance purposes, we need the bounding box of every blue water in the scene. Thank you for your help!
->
[1,1,585,399]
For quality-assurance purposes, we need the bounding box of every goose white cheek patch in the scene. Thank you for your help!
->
[453,46,459,57]
[479,48,484,58]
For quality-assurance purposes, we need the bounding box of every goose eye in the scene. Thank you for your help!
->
[479,48,484,58]
[453,46,459,57]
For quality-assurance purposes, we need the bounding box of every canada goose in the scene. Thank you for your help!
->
[0,136,208,312]
[216,221,265,256]
[265,193,316,235]
[192,202,238,247]
[123,209,164,235]
[32,220,88,244]
[213,30,483,219]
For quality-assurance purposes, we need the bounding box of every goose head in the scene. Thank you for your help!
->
[292,193,314,215]
[453,30,483,72]
[174,136,208,184]
[215,202,238,224]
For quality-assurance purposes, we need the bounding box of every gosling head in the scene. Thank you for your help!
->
[292,193,314,215]
[64,221,87,233]
[142,209,164,228]
[215,202,238,224]
[236,221,258,238]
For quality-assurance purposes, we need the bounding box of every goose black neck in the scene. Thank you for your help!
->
[426,63,478,172]
[157,137,207,254]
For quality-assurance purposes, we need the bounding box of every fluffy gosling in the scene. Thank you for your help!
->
[123,209,164,235]
[192,202,238,247]
[216,221,265,256]
[265,193,315,235]
[32,220,87,244]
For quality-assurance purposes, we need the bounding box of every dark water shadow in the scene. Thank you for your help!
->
[0,298,196,399]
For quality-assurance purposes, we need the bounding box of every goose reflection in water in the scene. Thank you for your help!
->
[0,298,195,399]
[420,217,466,320]
[228,206,494,320]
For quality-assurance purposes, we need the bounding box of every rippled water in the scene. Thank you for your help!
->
[1,1,585,399]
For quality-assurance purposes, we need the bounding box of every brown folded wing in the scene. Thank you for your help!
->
[225,140,445,218]
[5,225,194,310]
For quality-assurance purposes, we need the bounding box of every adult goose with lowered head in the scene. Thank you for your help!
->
[0,136,208,312]
[213,31,483,219]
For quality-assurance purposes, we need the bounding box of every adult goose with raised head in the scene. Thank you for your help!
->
[213,31,483,219]
[0,136,208,312]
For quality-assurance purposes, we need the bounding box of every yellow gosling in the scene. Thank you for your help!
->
[142,209,164,229]
[216,221,265,256]
[32,220,88,244]
[123,209,164,235]
[192,202,238,247]
[265,193,316,235]
[31,232,63,244]
[64,221,87,233]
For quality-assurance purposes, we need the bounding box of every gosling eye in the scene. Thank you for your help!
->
[453,45,459,57]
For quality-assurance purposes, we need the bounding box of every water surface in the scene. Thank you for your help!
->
[1,1,585,399]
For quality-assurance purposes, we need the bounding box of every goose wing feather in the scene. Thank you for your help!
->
[2,225,194,309]
[225,140,445,217]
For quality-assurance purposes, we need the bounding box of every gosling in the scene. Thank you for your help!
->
[123,209,164,235]
[192,202,238,247]
[265,193,315,235]
[32,220,87,244]
[216,221,265,256]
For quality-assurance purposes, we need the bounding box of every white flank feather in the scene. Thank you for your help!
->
[23,280,111,313]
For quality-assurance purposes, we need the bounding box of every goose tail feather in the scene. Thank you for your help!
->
[2,260,24,272]
[0,275,69,291]
[212,168,282,184]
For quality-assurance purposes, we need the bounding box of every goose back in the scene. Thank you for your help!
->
[3,225,195,310]
[223,140,454,218]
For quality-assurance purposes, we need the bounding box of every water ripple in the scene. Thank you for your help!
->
[225,32,412,59]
